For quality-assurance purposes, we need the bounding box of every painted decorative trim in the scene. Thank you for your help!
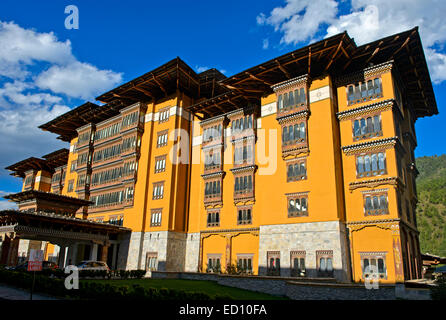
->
[333,61,394,87]
[342,137,398,155]
[309,85,331,104]
[349,177,401,192]
[271,74,309,92]
[260,102,276,118]
[336,99,395,121]
[277,110,309,124]
[229,165,257,174]
[199,114,225,126]
[201,171,225,179]
[285,191,309,197]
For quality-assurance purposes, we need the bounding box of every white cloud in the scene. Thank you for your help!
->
[262,38,269,50]
[0,200,17,211]
[0,20,123,184]
[258,0,446,83]
[36,62,123,100]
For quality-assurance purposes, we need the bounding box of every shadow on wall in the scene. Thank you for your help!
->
[257,266,350,282]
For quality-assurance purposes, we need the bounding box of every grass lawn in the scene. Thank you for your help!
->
[83,278,287,300]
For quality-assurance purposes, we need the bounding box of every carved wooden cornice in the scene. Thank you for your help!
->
[336,99,395,121]
[347,218,400,235]
[282,146,309,159]
[199,114,226,127]
[201,171,226,179]
[349,176,403,192]
[333,61,394,87]
[277,109,309,124]
[342,137,399,155]
[271,74,309,93]
[229,165,257,174]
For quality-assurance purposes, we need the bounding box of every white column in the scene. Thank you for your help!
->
[90,243,98,261]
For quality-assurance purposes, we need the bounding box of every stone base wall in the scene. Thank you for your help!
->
[151,271,431,300]
[184,233,200,272]
[258,221,351,282]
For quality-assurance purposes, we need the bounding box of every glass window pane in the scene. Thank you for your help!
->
[283,127,288,142]
[294,124,299,139]
[371,154,378,171]
[327,258,333,271]
[360,118,367,135]
[373,115,381,132]
[366,117,373,133]
[378,153,385,170]
[361,82,367,98]
[289,91,294,106]
[300,123,305,139]
[301,198,307,211]
[378,259,385,273]
[294,90,299,105]
[278,95,282,110]
[283,93,288,108]
[320,258,326,271]
[364,155,371,172]
[379,195,387,210]
[373,196,379,209]
[300,88,305,104]
[365,196,372,210]
[374,78,382,95]
[295,198,301,212]
[357,156,364,173]
[367,80,374,96]
[289,124,294,141]
[354,120,360,136]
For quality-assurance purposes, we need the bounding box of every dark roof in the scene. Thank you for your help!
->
[42,148,69,168]
[5,157,53,178]
[189,27,437,119]
[4,190,92,206]
[0,209,130,233]
[38,101,123,142]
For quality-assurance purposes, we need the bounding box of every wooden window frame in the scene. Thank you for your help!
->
[236,204,253,225]
[230,114,256,140]
[236,254,254,274]
[360,252,388,280]
[67,179,74,192]
[346,76,383,106]
[146,252,158,271]
[290,251,306,277]
[158,107,170,123]
[233,172,254,200]
[156,130,169,148]
[204,147,222,172]
[281,120,307,147]
[206,209,220,227]
[155,155,167,173]
[150,209,162,227]
[276,85,308,116]
[152,182,165,200]
[351,113,383,141]
[355,151,387,178]
[286,158,307,182]
[267,251,281,276]
[233,139,255,167]
[363,191,389,216]
[204,177,223,203]
[287,194,309,217]
[206,254,222,273]
[316,250,334,277]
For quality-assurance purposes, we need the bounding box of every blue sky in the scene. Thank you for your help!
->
[0,0,445,207]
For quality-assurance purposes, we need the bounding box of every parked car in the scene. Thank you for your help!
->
[75,260,110,271]
[7,261,59,271]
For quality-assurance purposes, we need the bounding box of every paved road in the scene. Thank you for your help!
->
[0,284,59,300]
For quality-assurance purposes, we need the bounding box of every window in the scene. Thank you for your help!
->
[155,155,167,173]
[150,209,162,227]
[24,175,33,185]
[290,251,306,277]
[233,143,254,166]
[364,192,389,216]
[204,149,221,170]
[204,180,221,199]
[347,77,383,105]
[277,87,307,112]
[91,167,123,186]
[78,131,91,145]
[282,122,306,145]
[122,161,136,177]
[124,186,134,201]
[108,215,124,226]
[146,252,158,271]
[356,151,386,178]
[287,194,308,217]
[158,108,170,123]
[361,253,387,280]
[121,111,139,128]
[157,130,168,148]
[234,174,253,196]
[67,180,74,192]
[237,205,252,225]
[122,135,137,152]
[203,124,223,143]
[237,254,253,274]
[90,190,124,207]
[231,115,254,136]
[352,114,382,141]
[207,209,220,227]
[94,122,121,142]
[316,250,334,277]
[92,144,122,163]
[206,254,222,273]
[152,182,164,200]
[77,152,89,166]
[267,251,280,276]
[287,159,307,182]
[70,161,77,172]
[76,174,87,188]
[51,172,61,184]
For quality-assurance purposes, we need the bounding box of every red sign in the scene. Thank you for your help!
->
[27,249,44,272]
[28,261,42,271]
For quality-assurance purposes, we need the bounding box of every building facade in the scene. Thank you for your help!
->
[1,28,437,284]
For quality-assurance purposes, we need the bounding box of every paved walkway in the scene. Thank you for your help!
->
[0,284,59,300]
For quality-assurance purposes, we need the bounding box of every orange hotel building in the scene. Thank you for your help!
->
[1,27,438,283]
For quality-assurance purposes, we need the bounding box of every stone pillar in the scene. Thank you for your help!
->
[67,243,78,266]
[58,245,67,269]
[0,235,11,265]
[90,243,98,261]
[7,236,20,266]
[111,243,118,269]
[100,244,109,263]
